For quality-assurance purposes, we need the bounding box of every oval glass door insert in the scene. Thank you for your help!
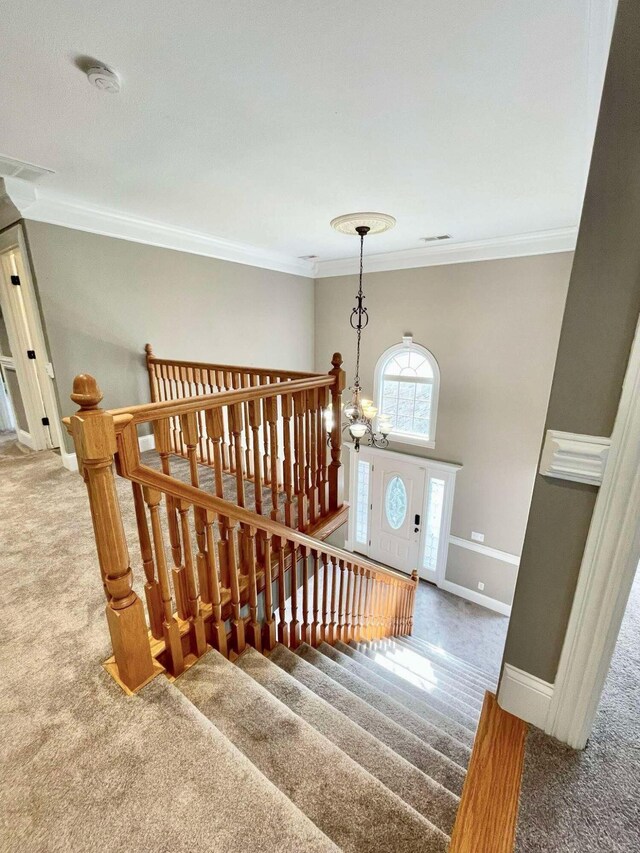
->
[385,476,407,529]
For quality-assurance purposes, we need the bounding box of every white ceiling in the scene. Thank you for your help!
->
[1,1,615,275]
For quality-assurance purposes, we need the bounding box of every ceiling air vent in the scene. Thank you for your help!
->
[421,234,451,243]
[0,154,54,183]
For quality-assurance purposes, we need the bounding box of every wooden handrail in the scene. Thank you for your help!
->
[89,375,335,426]
[147,353,319,381]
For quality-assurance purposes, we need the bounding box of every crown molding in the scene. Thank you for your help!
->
[315,227,578,278]
[5,180,317,279]
[4,180,578,280]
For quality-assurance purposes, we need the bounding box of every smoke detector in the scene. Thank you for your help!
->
[86,64,121,94]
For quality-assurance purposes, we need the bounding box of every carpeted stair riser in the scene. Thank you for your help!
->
[239,645,460,835]
[298,643,471,772]
[177,650,449,853]
[392,636,498,692]
[398,635,498,686]
[348,641,485,716]
[272,643,466,795]
[380,638,492,698]
[348,641,484,714]
[319,643,476,761]
[314,641,478,736]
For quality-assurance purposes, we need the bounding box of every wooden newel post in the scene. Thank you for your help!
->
[145,343,158,403]
[328,352,346,511]
[70,374,155,692]
[409,569,419,635]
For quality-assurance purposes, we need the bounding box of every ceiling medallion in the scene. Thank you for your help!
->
[330,211,397,236]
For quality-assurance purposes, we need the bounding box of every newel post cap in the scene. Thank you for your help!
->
[71,374,103,411]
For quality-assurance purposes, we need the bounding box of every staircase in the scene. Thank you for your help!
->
[172,635,496,852]
[65,349,498,850]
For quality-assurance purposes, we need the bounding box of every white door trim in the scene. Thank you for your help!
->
[0,224,63,451]
[545,312,640,749]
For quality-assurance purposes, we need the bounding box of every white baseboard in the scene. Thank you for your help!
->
[498,663,554,729]
[60,433,155,473]
[438,579,512,616]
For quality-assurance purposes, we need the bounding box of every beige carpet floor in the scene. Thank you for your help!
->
[0,450,337,852]
[515,570,640,852]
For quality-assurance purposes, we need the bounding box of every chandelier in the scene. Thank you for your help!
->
[326,212,396,451]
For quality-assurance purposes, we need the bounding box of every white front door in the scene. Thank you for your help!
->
[369,454,425,572]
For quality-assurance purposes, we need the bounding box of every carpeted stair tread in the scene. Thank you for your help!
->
[347,641,485,715]
[239,645,459,835]
[378,637,493,697]
[298,643,471,770]
[400,635,499,686]
[131,678,340,852]
[176,649,449,853]
[272,644,466,796]
[315,641,478,735]
[392,636,498,691]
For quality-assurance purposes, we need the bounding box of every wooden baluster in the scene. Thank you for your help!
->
[176,410,204,619]
[245,527,262,653]
[328,555,338,645]
[337,558,346,641]
[344,563,353,643]
[177,500,207,657]
[300,546,310,644]
[393,581,400,636]
[225,518,245,654]
[229,403,246,508]
[306,389,318,524]
[143,487,184,676]
[132,481,163,640]
[266,393,280,522]
[200,508,227,656]
[204,406,228,584]
[262,379,271,487]
[320,552,329,643]
[248,398,263,516]
[261,532,276,651]
[281,394,295,528]
[153,418,182,570]
[362,569,372,641]
[243,373,253,478]
[317,386,328,519]
[401,583,409,635]
[70,376,155,692]
[294,392,308,530]
[409,569,418,635]
[304,392,313,523]
[374,574,384,640]
[353,566,363,642]
[328,353,346,510]
[369,574,379,640]
[289,543,300,648]
[310,549,320,647]
[277,538,290,647]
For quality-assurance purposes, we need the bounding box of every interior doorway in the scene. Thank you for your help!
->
[0,225,61,453]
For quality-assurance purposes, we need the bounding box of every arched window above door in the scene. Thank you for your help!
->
[374,336,440,448]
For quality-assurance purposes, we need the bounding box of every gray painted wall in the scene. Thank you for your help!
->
[23,221,314,450]
[315,253,572,605]
[503,0,640,683]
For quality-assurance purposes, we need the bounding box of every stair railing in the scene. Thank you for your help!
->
[66,360,417,694]
[141,346,346,528]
